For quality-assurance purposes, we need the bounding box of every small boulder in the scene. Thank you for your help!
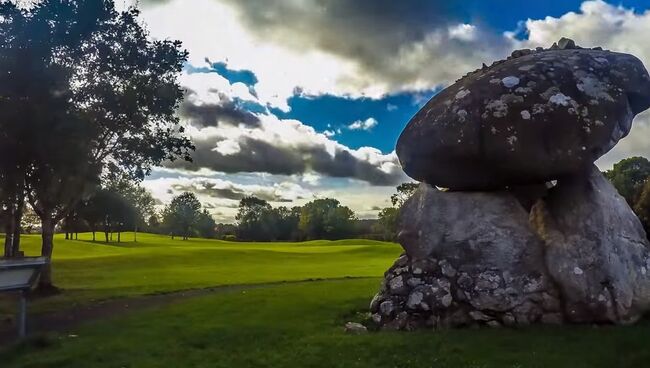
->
[344,322,368,335]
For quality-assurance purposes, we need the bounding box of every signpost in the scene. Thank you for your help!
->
[0,257,48,338]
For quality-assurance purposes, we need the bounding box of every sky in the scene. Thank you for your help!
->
[119,0,650,222]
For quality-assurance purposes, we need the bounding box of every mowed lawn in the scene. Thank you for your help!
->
[2,234,650,367]
[1,233,401,312]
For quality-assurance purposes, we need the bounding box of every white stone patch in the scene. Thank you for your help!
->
[455,89,471,100]
[518,65,535,71]
[573,266,584,275]
[502,76,520,88]
[507,135,518,145]
[489,78,501,84]
[485,99,508,118]
[594,57,609,64]
[520,110,531,120]
[549,93,571,106]
[490,126,498,134]
[642,266,647,275]
[457,109,468,122]
[598,294,607,302]
[515,87,532,94]
[389,275,404,290]
[407,291,424,309]
[595,120,605,126]
[577,76,615,102]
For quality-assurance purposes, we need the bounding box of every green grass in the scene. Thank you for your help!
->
[1,233,400,311]
[3,279,650,368]
[2,233,650,367]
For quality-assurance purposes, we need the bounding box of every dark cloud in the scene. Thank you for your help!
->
[179,89,260,128]
[219,0,511,89]
[172,180,299,203]
[166,135,405,186]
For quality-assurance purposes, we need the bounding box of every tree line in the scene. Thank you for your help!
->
[605,156,650,233]
[0,0,193,291]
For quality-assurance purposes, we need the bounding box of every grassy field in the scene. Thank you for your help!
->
[2,233,650,367]
[1,233,400,312]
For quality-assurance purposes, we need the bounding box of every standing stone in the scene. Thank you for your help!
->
[370,183,561,328]
[530,165,650,323]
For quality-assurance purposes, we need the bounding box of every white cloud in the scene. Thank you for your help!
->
[348,117,378,131]
[448,23,478,41]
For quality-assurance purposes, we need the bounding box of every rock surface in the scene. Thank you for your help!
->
[397,40,650,190]
[530,166,650,323]
[370,183,562,329]
[344,322,368,334]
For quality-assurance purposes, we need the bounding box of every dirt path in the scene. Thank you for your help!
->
[0,277,367,346]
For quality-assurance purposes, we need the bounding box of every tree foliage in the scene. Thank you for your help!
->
[0,1,192,288]
[605,156,650,206]
[390,182,419,207]
[635,180,650,233]
[298,199,356,240]
[162,192,202,240]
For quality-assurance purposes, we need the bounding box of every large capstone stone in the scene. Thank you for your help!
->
[397,41,650,190]
[530,166,650,324]
[370,183,562,329]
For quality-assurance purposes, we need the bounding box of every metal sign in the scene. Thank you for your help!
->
[0,257,48,338]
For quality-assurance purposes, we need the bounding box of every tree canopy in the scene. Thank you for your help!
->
[163,192,202,240]
[605,156,650,206]
[0,0,192,289]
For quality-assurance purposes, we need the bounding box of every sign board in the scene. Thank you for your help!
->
[0,257,48,338]
[0,257,47,292]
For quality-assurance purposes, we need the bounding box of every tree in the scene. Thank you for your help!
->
[162,192,202,240]
[0,1,193,289]
[375,182,420,241]
[235,197,277,241]
[605,157,650,206]
[390,182,419,207]
[105,176,156,242]
[376,207,400,241]
[635,180,650,234]
[195,209,217,238]
[298,199,356,240]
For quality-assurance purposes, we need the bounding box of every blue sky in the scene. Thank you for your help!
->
[133,0,650,222]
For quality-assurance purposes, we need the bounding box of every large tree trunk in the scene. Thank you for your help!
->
[11,197,23,256]
[4,207,15,258]
[92,230,96,242]
[117,231,121,243]
[38,216,56,290]
[134,224,138,243]
[4,223,14,257]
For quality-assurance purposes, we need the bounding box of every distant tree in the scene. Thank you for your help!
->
[215,223,238,240]
[635,180,650,234]
[195,209,217,238]
[275,206,301,241]
[299,198,356,240]
[390,182,419,207]
[163,192,202,240]
[78,188,136,243]
[235,197,278,241]
[147,213,162,234]
[375,182,421,241]
[376,207,400,241]
[605,157,650,206]
[106,177,156,242]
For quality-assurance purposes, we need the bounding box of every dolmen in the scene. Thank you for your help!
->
[370,38,650,329]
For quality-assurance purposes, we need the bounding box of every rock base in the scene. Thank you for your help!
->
[372,168,650,330]
[370,254,562,330]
